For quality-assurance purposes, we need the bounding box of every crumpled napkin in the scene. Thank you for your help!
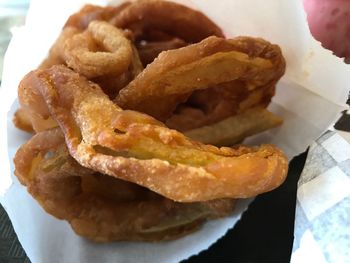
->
[291,131,350,263]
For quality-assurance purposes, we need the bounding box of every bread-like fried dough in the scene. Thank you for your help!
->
[14,128,235,242]
[110,0,224,43]
[184,107,283,146]
[116,36,286,121]
[18,65,288,202]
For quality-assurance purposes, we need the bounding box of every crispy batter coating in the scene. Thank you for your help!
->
[116,36,286,122]
[22,20,140,129]
[39,22,142,100]
[14,128,235,242]
[17,72,59,132]
[17,65,288,202]
[110,0,224,43]
[64,3,131,30]
[184,107,283,146]
[137,38,187,66]
[63,21,133,79]
[89,45,144,98]
[13,108,34,133]
[166,81,276,131]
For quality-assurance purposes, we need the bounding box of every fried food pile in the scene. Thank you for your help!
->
[13,0,288,242]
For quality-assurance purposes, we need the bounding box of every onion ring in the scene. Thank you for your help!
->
[63,20,133,79]
[116,36,286,121]
[166,81,276,131]
[14,128,235,242]
[18,65,288,202]
[137,37,187,66]
[64,3,131,30]
[110,0,224,43]
[184,107,283,146]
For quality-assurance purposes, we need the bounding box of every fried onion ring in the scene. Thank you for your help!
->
[64,3,131,30]
[137,37,187,66]
[110,0,224,43]
[13,108,35,133]
[90,45,144,99]
[63,20,133,79]
[184,107,283,146]
[39,22,141,100]
[14,128,235,242]
[17,21,140,133]
[116,36,286,121]
[18,65,288,202]
[166,81,276,131]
